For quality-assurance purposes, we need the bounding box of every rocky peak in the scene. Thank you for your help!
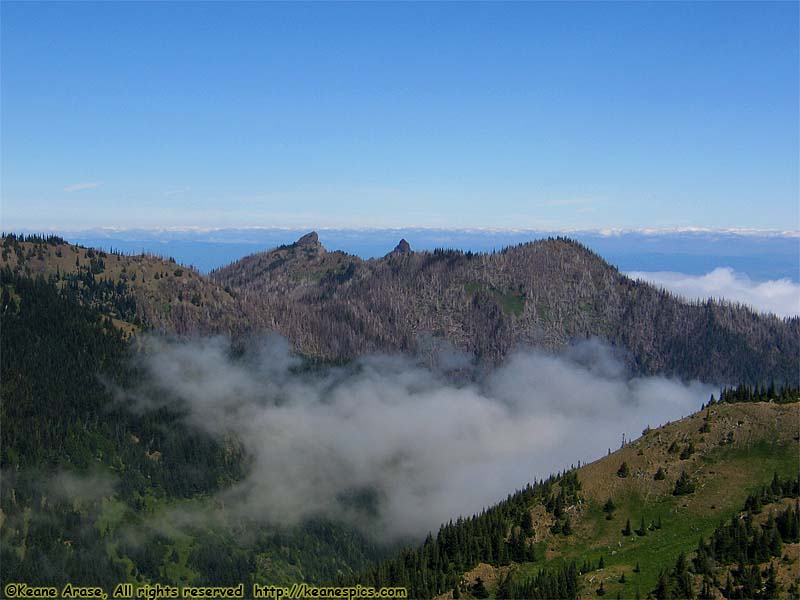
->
[296,231,320,247]
[393,239,412,254]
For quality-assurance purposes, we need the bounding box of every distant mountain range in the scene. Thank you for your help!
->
[3,232,797,384]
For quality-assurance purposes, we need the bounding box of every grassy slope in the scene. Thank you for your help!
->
[1,237,239,333]
[452,402,799,599]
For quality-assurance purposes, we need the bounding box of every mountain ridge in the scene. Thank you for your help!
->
[211,233,799,383]
[2,232,797,384]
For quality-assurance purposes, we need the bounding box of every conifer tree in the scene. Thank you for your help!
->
[472,577,489,599]
[603,498,616,519]
[698,578,713,600]
[521,511,534,536]
[636,516,647,537]
[495,573,512,600]
[679,442,696,460]
[673,471,695,495]
[764,562,779,599]
[653,572,669,600]
[562,516,573,536]
[623,519,632,536]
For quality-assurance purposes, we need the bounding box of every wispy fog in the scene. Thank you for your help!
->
[49,469,118,504]
[126,336,713,541]
[627,267,800,318]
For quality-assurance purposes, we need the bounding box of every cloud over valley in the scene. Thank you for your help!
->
[119,336,714,541]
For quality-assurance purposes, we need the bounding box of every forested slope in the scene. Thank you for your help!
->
[0,270,387,588]
[213,233,799,383]
[341,398,799,599]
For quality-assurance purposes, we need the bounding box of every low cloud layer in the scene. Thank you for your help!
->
[628,267,800,318]
[128,336,713,541]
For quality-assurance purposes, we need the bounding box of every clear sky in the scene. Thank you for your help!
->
[1,1,798,231]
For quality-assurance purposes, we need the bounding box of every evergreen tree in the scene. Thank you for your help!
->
[698,578,713,600]
[623,519,632,536]
[472,577,489,599]
[562,516,573,536]
[764,562,779,599]
[636,516,647,537]
[673,471,695,496]
[653,572,670,600]
[495,573,512,600]
[723,573,733,598]
[521,511,534,536]
[603,498,616,520]
[679,442,696,460]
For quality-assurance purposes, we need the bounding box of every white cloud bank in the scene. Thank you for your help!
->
[126,336,713,541]
[627,267,800,318]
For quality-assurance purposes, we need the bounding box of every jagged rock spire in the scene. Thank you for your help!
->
[296,231,320,246]
[393,239,411,254]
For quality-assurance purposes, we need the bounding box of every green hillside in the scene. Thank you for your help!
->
[342,400,798,599]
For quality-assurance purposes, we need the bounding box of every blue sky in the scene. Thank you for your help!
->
[1,1,798,231]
